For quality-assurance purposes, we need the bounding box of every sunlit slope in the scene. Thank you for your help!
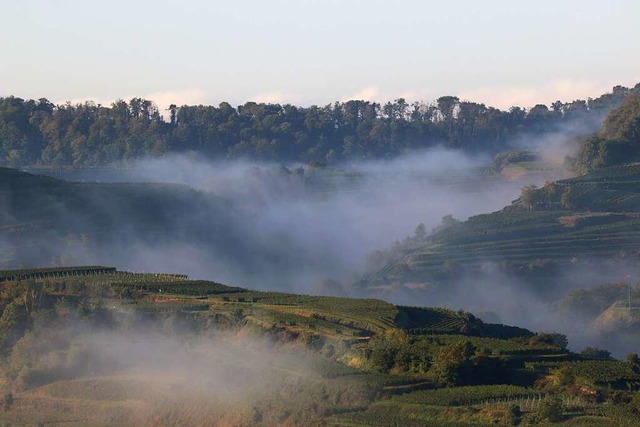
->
[5,267,639,426]
[0,266,523,339]
[360,163,640,289]
[0,266,570,369]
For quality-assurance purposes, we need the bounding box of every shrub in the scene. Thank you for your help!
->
[538,397,563,422]
[580,347,612,360]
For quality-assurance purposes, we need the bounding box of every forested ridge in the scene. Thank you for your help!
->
[1,84,638,167]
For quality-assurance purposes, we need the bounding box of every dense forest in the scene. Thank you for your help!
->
[577,94,640,172]
[1,84,638,168]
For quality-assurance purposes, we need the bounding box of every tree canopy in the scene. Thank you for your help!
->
[0,84,638,168]
[576,91,640,172]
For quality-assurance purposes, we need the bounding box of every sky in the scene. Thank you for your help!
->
[2,0,639,113]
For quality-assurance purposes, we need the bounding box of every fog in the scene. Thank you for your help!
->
[28,148,559,293]
[380,257,640,357]
[6,308,364,425]
[5,141,637,356]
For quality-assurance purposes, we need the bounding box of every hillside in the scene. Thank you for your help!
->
[359,162,640,297]
[1,267,639,425]
[0,166,236,269]
[359,93,640,299]
[2,92,640,424]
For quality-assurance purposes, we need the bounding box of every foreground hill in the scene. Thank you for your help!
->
[1,267,639,425]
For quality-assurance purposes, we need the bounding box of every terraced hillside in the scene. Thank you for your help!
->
[1,267,638,426]
[359,163,640,293]
[0,266,516,339]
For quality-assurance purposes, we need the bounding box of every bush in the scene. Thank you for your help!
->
[580,347,611,360]
[538,397,563,422]
[529,332,568,350]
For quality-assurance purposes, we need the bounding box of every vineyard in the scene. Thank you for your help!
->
[0,266,639,426]
[111,279,242,296]
[332,410,480,427]
[360,163,640,290]
[395,306,468,333]
[415,335,563,356]
[0,266,117,281]
[0,266,560,352]
[393,385,535,406]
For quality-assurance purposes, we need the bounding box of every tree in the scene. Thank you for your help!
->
[431,340,475,386]
[602,94,640,142]
[168,104,177,125]
[414,223,426,239]
[519,185,539,210]
[576,94,640,172]
[529,332,568,349]
[627,353,640,373]
[436,96,459,145]
[432,214,460,234]
[526,104,551,133]
[369,341,398,373]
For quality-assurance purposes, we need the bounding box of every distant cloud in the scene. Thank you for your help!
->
[342,85,381,102]
[52,77,640,115]
[458,79,634,110]
[57,96,115,107]
[341,87,440,105]
[249,91,301,104]
[58,88,209,119]
[145,88,208,114]
[397,90,437,104]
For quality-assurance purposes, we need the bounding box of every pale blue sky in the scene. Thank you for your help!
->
[2,0,639,111]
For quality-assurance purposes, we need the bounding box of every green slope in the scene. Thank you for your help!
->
[360,163,640,292]
[1,267,638,426]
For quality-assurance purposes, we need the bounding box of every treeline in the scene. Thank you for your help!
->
[0,84,638,167]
